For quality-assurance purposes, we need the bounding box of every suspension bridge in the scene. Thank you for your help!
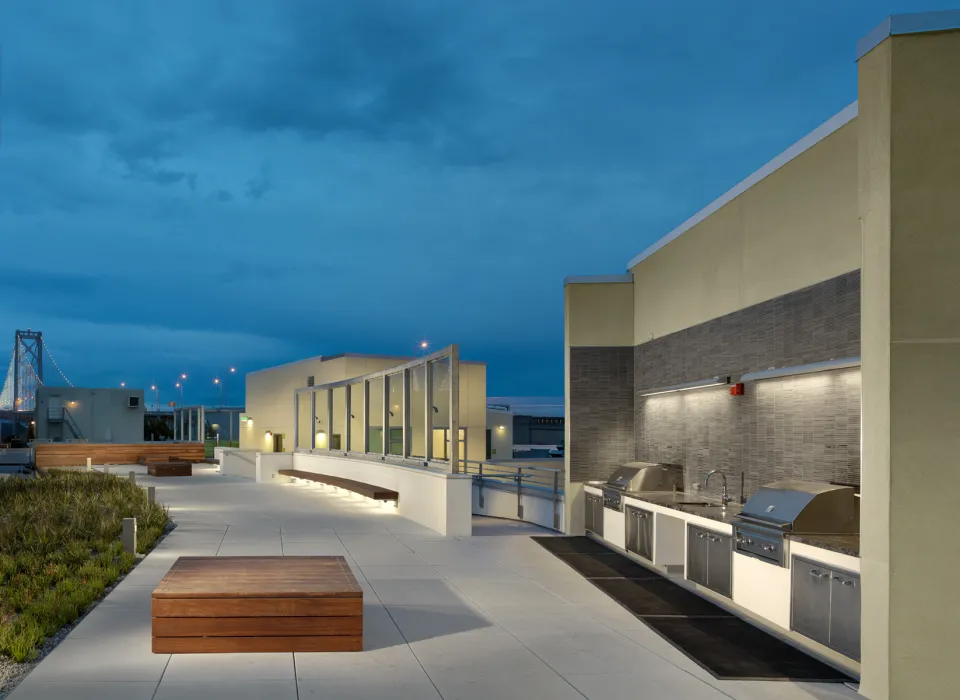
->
[0,329,74,413]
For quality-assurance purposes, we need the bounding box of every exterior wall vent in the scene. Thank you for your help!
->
[307,376,315,387]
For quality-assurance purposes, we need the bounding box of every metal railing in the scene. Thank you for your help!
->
[462,459,564,530]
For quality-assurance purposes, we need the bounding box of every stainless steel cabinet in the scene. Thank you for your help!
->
[585,492,603,536]
[625,506,653,560]
[790,556,861,661]
[686,525,732,597]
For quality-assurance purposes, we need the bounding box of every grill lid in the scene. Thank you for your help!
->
[738,480,858,533]
[604,462,658,489]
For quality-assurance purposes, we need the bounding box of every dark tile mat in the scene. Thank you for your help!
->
[590,576,732,618]
[532,535,610,554]
[643,616,853,682]
[556,552,662,579]
[532,536,854,683]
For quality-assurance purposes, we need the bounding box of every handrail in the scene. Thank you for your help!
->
[462,459,564,530]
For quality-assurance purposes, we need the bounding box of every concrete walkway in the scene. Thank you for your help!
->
[10,465,860,700]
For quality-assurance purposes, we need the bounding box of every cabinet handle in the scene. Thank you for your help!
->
[838,579,855,587]
[811,569,829,579]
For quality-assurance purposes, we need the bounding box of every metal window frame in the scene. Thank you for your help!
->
[293,345,462,473]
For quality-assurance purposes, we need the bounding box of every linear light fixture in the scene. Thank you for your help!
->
[640,376,730,397]
[739,356,861,383]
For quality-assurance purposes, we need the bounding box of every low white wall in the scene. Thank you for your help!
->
[292,452,472,536]
[257,452,294,482]
[472,484,563,531]
[220,449,257,479]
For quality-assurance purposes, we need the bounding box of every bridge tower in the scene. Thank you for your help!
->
[0,329,43,412]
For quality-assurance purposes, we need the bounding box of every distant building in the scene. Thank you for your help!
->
[35,387,145,443]
[486,396,564,458]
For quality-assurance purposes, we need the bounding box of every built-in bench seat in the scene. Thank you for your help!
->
[278,469,398,503]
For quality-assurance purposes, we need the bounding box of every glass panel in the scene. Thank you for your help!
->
[349,382,364,452]
[430,427,465,460]
[430,357,451,460]
[409,364,426,458]
[367,377,383,453]
[331,386,346,451]
[386,372,403,456]
[314,389,329,449]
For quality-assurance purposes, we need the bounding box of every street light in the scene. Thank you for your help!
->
[120,381,126,388]
[150,384,159,411]
[214,377,223,408]
[175,381,184,406]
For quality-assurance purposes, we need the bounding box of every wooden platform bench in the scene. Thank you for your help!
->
[152,556,362,653]
[277,469,399,503]
[146,460,192,477]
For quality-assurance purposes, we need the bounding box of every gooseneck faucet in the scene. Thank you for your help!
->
[704,470,731,506]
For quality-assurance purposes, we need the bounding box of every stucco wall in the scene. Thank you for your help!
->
[630,116,860,344]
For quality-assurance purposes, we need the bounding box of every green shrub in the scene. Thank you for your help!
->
[0,472,169,660]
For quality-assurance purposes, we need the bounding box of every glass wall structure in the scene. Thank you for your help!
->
[293,345,461,472]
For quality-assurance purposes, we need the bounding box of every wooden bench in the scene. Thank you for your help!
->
[278,469,398,503]
[146,460,192,477]
[152,556,362,653]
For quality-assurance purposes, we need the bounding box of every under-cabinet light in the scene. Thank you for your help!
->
[639,376,730,397]
[739,357,860,382]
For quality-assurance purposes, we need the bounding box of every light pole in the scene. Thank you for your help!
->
[120,381,126,388]
[151,384,159,411]
[227,367,235,406]
[214,377,223,408]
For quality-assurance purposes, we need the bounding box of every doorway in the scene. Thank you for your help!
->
[272,433,284,452]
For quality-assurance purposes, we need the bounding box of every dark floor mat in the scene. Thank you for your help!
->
[557,552,662,579]
[532,536,610,554]
[532,535,854,683]
[644,616,853,682]
[591,576,732,618]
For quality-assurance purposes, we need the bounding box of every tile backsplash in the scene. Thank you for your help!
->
[569,346,634,483]
[635,270,861,501]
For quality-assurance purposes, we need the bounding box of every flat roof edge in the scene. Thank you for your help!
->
[563,274,633,287]
[857,11,960,60]
[625,101,858,272]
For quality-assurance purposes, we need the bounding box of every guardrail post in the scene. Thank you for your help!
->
[122,517,137,555]
[129,471,136,485]
[477,462,484,508]
[553,471,560,530]
[516,467,524,519]
[86,457,92,472]
[147,486,156,504]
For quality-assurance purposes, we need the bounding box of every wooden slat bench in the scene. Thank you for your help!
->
[146,460,192,477]
[152,556,362,653]
[278,469,398,503]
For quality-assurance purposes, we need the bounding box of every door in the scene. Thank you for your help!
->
[686,526,708,586]
[706,533,732,597]
[486,429,492,460]
[829,570,861,660]
[790,557,832,645]
[624,507,639,553]
[272,433,284,452]
[636,509,654,560]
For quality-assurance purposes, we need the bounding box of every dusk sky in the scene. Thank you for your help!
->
[0,1,945,406]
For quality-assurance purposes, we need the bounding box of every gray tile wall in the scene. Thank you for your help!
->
[635,270,861,500]
[569,346,634,483]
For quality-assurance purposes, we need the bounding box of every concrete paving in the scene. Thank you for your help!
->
[9,465,861,700]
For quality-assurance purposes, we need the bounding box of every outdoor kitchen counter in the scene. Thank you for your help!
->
[786,533,860,557]
[623,490,743,524]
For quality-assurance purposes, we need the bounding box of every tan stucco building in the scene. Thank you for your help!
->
[564,11,960,700]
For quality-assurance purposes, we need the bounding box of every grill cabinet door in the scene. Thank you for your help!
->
[686,526,709,586]
[705,532,732,597]
[790,557,831,646]
[624,507,639,554]
[829,571,861,661]
[636,509,654,560]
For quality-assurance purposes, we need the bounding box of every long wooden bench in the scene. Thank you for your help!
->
[278,469,398,503]
[152,556,362,653]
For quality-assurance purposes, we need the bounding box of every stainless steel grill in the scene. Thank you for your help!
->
[733,480,858,566]
[601,462,684,512]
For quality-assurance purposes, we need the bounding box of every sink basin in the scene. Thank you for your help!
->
[673,500,710,506]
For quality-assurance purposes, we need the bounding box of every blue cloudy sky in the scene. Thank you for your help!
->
[0,1,946,405]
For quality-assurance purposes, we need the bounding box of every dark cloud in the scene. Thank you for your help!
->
[5,0,952,399]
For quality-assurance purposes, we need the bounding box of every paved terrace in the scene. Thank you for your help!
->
[10,465,859,700]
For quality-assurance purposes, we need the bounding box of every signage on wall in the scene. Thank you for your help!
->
[240,414,250,422]
[168,401,176,407]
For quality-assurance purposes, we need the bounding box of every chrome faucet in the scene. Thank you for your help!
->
[704,470,731,506]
